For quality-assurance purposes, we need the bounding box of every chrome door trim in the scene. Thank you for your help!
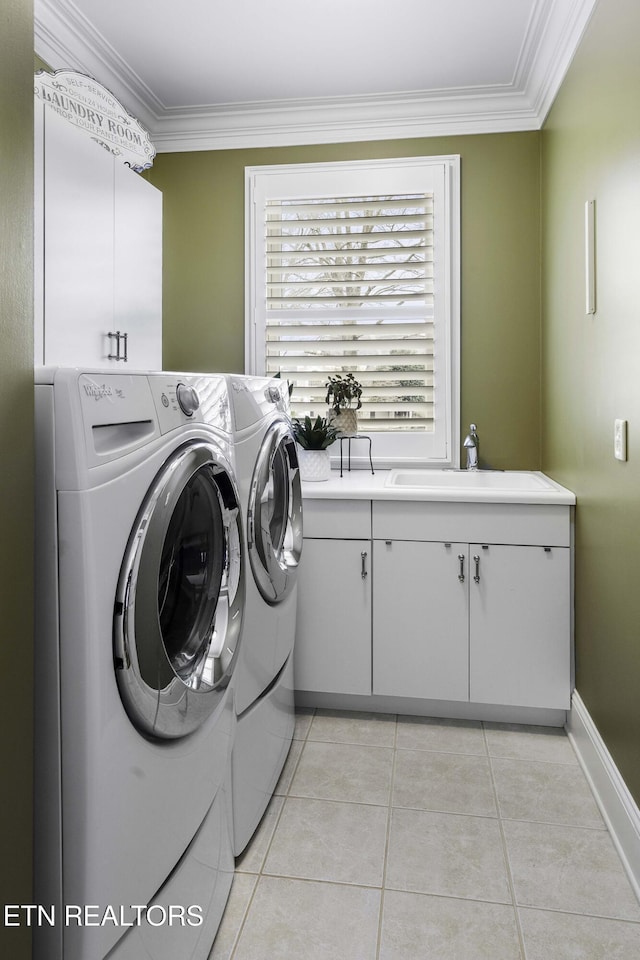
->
[247,420,303,604]
[113,440,244,739]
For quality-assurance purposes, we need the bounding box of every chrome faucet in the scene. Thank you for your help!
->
[463,423,479,470]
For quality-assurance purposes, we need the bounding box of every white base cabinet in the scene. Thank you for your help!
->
[373,539,570,709]
[34,101,162,369]
[296,497,573,714]
[373,540,469,702]
[294,538,371,695]
[469,543,570,708]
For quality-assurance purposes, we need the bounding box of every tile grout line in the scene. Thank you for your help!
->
[509,901,640,925]
[482,720,529,960]
[221,873,259,960]
[497,815,607,832]
[375,713,398,960]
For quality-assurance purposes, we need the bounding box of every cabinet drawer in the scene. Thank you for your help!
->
[303,498,371,539]
[372,500,570,547]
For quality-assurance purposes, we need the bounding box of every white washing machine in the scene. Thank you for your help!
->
[34,368,245,960]
[226,375,303,854]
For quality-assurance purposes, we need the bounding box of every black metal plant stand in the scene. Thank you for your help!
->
[338,434,375,478]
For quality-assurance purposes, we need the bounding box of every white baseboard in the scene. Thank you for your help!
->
[566,691,640,900]
[295,690,566,727]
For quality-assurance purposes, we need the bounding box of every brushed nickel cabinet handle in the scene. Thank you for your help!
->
[108,330,129,362]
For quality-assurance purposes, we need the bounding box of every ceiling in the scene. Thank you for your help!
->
[34,0,597,153]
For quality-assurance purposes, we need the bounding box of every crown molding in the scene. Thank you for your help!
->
[34,0,598,153]
[149,90,542,153]
[528,0,598,121]
[34,0,160,131]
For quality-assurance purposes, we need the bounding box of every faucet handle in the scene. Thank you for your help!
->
[464,424,478,446]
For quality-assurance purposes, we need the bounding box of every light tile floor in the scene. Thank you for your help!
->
[210,710,640,960]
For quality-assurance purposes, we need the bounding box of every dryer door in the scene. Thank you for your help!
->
[248,420,303,604]
[113,440,244,739]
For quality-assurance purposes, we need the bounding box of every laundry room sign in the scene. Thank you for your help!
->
[34,69,156,172]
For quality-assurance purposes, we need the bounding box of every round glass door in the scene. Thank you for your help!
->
[114,441,244,739]
[248,421,303,604]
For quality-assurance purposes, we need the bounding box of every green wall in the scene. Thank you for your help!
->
[0,1,34,957]
[148,132,542,469]
[542,0,640,803]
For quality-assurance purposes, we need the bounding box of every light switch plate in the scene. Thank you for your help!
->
[614,419,627,461]
[585,200,596,315]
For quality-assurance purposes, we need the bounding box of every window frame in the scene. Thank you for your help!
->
[245,155,460,469]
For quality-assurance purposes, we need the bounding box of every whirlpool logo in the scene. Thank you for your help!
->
[83,383,125,401]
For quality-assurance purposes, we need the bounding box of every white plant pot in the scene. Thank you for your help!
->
[329,408,358,436]
[297,447,331,481]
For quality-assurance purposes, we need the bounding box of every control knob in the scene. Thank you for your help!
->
[266,385,281,403]
[176,383,200,417]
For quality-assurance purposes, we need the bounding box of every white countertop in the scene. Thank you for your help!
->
[301,469,576,505]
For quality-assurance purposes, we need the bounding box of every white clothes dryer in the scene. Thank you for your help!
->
[34,368,244,960]
[226,375,303,854]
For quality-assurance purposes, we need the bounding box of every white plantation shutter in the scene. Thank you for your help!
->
[247,158,459,465]
[264,194,434,432]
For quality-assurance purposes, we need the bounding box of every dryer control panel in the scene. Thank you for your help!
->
[148,374,231,435]
[176,382,200,417]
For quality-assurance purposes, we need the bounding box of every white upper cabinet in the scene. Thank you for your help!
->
[113,161,162,369]
[34,101,162,370]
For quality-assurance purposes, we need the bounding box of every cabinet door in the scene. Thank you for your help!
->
[469,544,571,709]
[373,540,469,701]
[114,163,162,370]
[43,105,115,367]
[294,538,371,695]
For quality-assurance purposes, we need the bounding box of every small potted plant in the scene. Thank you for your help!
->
[325,372,363,435]
[292,415,339,481]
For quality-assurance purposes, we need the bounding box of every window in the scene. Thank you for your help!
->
[246,156,460,467]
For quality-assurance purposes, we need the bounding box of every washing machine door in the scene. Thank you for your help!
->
[248,420,303,604]
[113,440,244,739]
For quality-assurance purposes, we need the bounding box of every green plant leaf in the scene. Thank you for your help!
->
[292,414,339,450]
[324,371,363,413]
